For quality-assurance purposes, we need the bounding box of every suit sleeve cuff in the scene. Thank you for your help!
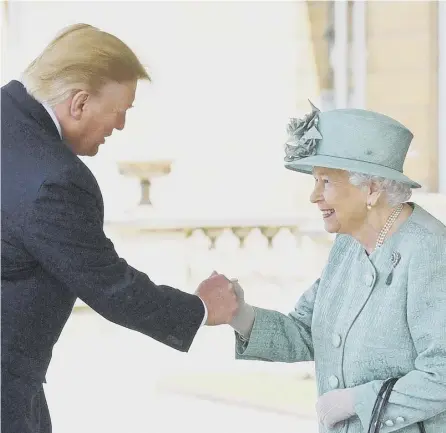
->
[198,296,208,327]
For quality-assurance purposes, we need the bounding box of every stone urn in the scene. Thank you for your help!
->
[117,160,173,206]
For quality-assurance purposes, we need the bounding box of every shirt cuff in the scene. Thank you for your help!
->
[198,297,208,327]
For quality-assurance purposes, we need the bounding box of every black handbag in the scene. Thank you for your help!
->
[368,378,426,433]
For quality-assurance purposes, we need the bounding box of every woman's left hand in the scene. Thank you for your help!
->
[316,388,356,428]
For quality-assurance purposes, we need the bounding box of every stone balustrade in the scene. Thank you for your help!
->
[72,212,335,311]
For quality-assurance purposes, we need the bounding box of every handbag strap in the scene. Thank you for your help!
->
[368,378,426,433]
[368,378,397,433]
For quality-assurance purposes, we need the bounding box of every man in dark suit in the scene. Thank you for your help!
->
[1,23,238,433]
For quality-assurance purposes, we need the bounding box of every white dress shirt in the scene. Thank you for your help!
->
[42,102,62,139]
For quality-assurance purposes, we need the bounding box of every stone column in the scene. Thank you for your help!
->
[365,1,439,191]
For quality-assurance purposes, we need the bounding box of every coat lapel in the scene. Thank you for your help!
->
[340,243,378,333]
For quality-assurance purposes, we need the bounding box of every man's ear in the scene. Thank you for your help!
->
[69,91,90,120]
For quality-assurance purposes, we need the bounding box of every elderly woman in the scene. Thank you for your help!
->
[229,103,446,433]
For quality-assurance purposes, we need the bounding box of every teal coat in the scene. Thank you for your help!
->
[236,204,446,432]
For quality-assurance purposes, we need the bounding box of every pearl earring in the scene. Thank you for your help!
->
[367,203,372,210]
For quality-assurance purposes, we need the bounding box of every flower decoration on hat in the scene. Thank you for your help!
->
[284,100,322,162]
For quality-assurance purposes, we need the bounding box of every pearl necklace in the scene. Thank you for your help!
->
[375,203,404,249]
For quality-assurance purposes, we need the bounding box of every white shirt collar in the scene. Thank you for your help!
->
[41,102,62,139]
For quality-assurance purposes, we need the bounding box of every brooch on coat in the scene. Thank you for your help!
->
[385,251,401,285]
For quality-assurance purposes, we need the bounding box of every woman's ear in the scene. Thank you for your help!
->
[367,181,382,207]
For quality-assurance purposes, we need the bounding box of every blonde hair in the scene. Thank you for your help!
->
[22,23,150,106]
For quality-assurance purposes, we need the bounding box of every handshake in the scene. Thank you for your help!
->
[195,271,255,338]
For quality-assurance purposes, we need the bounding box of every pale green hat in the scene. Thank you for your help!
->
[284,101,421,188]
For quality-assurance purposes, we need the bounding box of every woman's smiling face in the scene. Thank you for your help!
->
[310,167,369,235]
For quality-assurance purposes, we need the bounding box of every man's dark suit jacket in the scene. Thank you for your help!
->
[1,80,205,433]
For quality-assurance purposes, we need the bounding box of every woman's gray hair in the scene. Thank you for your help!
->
[348,172,412,206]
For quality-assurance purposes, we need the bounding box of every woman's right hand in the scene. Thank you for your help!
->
[229,279,255,339]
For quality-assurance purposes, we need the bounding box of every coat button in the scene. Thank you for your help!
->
[396,417,405,424]
[332,334,341,348]
[365,273,374,286]
[384,420,394,427]
[328,375,339,389]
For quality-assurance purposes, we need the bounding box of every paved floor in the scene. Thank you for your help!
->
[47,387,319,433]
[45,307,319,433]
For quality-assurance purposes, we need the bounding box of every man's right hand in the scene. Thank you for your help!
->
[195,272,238,326]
